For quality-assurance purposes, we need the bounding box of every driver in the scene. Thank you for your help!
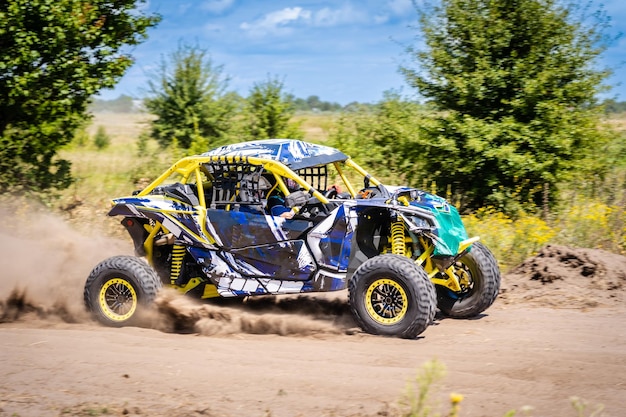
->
[267,177,300,219]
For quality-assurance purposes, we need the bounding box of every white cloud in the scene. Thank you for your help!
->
[312,5,366,27]
[388,0,414,16]
[240,4,373,37]
[240,7,312,36]
[202,0,235,14]
[373,0,414,25]
[374,14,389,25]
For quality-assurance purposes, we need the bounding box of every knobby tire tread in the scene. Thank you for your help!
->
[349,254,436,339]
[84,256,162,326]
[441,242,501,318]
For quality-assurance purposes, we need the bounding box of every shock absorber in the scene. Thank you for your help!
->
[390,219,406,257]
[170,244,186,285]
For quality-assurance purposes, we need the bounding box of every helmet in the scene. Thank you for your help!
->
[285,178,299,191]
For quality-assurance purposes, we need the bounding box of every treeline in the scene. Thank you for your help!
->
[603,99,626,114]
[89,93,363,114]
[90,94,626,115]
[89,95,140,113]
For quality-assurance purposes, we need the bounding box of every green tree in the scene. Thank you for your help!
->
[244,76,303,139]
[307,95,323,111]
[144,44,236,150]
[400,0,614,211]
[330,92,426,185]
[0,0,159,192]
[93,126,111,150]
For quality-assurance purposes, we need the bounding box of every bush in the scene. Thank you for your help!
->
[554,197,626,255]
[93,126,111,150]
[463,196,626,271]
[463,208,555,271]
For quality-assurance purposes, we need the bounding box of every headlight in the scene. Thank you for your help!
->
[400,213,433,231]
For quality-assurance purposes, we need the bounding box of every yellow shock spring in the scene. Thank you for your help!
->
[170,244,186,285]
[390,220,406,256]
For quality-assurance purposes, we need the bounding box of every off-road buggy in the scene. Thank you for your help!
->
[85,139,500,338]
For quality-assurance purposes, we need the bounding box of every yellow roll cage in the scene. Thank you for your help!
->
[134,154,381,210]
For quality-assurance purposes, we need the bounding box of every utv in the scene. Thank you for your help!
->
[84,139,500,338]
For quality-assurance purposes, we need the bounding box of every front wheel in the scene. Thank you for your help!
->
[436,242,501,318]
[84,256,162,327]
[348,254,436,339]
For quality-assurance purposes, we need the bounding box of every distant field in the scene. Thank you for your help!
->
[86,112,154,139]
[85,110,338,141]
[606,112,626,131]
[292,111,340,142]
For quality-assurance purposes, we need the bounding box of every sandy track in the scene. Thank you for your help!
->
[1,302,625,417]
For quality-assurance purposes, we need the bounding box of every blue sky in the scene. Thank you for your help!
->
[99,0,626,105]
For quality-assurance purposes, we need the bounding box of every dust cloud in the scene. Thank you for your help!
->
[0,201,354,336]
[153,289,355,337]
[0,201,132,324]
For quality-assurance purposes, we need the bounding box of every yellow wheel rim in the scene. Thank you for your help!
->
[365,278,408,325]
[99,278,138,322]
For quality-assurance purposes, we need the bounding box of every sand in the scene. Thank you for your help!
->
[1,209,624,417]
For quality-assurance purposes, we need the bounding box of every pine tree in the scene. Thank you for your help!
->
[244,76,303,140]
[401,0,614,211]
[144,44,236,150]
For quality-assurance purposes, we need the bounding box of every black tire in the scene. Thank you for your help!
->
[436,242,501,318]
[348,254,436,339]
[84,256,162,327]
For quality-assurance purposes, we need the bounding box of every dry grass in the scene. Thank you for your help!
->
[603,113,626,132]
[293,111,339,142]
[85,112,155,140]
[56,112,162,236]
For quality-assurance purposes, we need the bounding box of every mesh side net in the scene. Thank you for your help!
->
[203,162,265,209]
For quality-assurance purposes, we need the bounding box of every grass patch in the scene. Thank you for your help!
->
[399,360,605,417]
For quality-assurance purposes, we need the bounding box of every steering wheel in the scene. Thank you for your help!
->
[295,194,333,220]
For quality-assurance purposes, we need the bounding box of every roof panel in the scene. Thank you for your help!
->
[202,139,348,170]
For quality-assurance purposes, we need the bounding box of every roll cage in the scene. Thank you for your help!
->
[134,152,385,215]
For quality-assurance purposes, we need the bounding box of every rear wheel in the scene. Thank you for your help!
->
[349,254,436,338]
[84,256,161,327]
[436,242,500,318]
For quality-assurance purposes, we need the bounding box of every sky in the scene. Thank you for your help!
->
[99,0,626,105]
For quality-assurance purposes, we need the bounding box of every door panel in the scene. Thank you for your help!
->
[205,209,316,280]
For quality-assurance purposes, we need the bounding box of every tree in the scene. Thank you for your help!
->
[93,126,111,150]
[0,0,159,192]
[144,44,236,150]
[330,92,425,185]
[400,0,614,211]
[243,76,303,139]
